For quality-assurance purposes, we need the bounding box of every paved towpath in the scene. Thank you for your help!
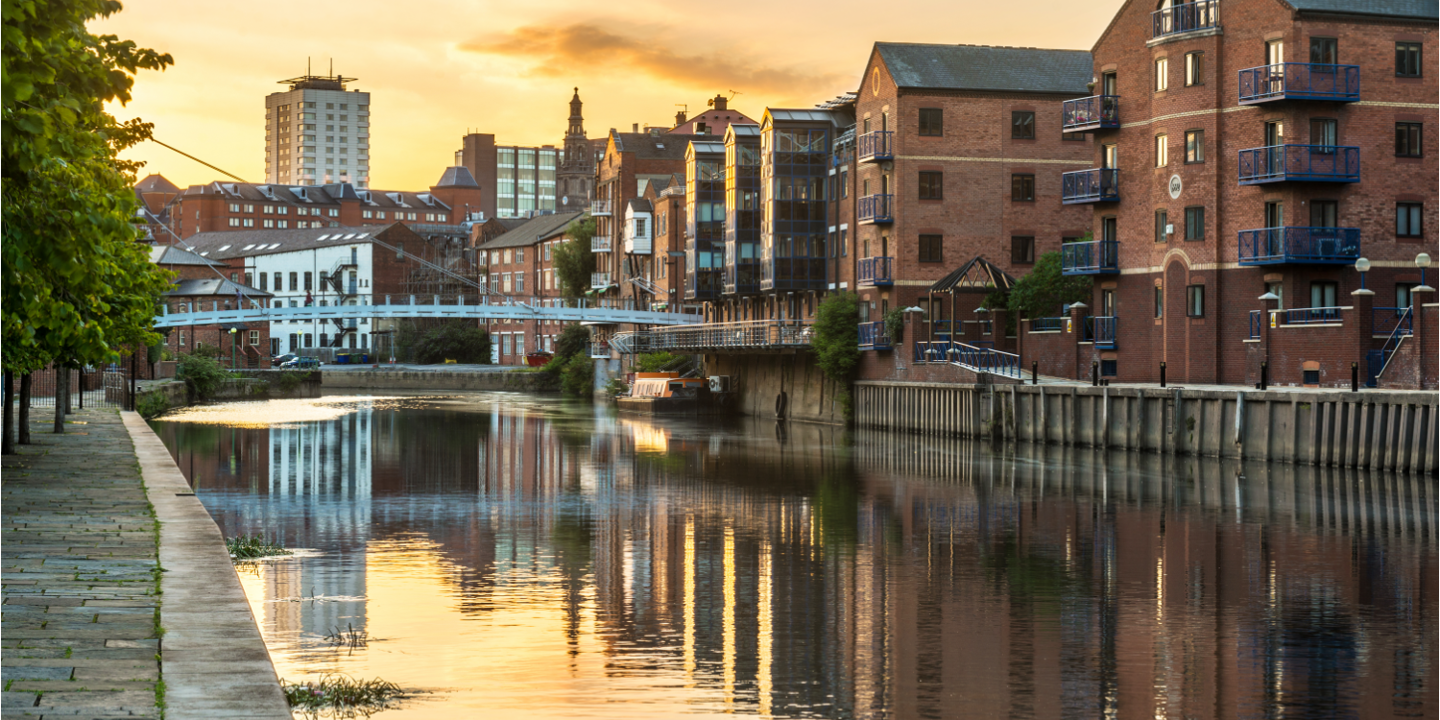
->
[2,408,162,718]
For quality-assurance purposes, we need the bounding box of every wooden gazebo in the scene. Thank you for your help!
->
[925,257,1016,343]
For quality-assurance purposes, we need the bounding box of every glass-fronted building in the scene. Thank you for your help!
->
[495,146,560,219]
[760,110,835,293]
[685,142,726,301]
[723,124,762,297]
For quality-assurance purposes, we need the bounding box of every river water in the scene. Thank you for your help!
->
[150,392,1437,720]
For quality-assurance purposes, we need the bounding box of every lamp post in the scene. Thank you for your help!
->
[228,327,237,369]
[974,306,987,341]
[1355,257,1371,291]
[1417,252,1432,288]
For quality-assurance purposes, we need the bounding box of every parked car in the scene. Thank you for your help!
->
[272,352,299,366]
[280,357,320,369]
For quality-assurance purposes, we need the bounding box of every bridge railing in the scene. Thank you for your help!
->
[639,320,813,352]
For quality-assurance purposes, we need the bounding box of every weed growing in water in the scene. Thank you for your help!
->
[226,534,293,561]
[282,674,407,718]
[323,623,368,655]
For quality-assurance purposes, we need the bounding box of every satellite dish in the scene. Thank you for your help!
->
[562,196,569,206]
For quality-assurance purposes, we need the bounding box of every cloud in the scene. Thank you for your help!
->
[460,23,845,97]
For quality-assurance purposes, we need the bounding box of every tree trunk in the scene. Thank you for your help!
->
[3,370,13,455]
[53,366,67,433]
[18,374,31,444]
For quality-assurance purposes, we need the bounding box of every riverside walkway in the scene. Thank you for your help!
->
[1,408,289,719]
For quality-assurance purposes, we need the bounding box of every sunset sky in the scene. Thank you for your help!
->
[96,0,1123,192]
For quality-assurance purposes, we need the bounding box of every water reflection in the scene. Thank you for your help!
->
[151,394,1438,720]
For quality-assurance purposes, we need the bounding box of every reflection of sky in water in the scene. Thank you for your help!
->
[150,394,1439,720]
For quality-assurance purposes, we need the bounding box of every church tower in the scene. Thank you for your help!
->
[556,88,595,212]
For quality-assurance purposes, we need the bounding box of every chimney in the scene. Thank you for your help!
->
[675,109,687,126]
[632,123,639,133]
[713,94,727,111]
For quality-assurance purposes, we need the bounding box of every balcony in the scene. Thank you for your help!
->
[858,194,893,224]
[591,234,612,252]
[1062,95,1120,133]
[590,272,613,290]
[1238,63,1361,104]
[858,320,892,351]
[1280,306,1343,325]
[1083,316,1118,349]
[1151,0,1218,40]
[857,130,893,163]
[589,340,611,359]
[590,200,612,216]
[1238,145,1360,184]
[1061,169,1119,204]
[1061,239,1120,275]
[1237,226,1361,265]
[857,256,893,287]
[642,320,813,353]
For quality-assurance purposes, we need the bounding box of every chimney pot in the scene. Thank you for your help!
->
[632,123,639,133]
[675,110,687,126]
[713,94,727,111]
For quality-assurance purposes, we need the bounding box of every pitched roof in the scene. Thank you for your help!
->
[611,132,706,161]
[874,43,1092,95]
[478,211,585,250]
[179,181,453,212]
[627,199,652,213]
[433,166,480,188]
[135,174,180,194]
[179,223,408,260]
[928,257,1017,294]
[165,277,272,298]
[150,244,225,267]
[1280,0,1437,17]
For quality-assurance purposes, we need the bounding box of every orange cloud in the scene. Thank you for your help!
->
[461,23,846,97]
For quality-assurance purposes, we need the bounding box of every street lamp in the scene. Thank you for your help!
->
[1417,252,1432,287]
[228,327,238,368]
[1355,257,1371,290]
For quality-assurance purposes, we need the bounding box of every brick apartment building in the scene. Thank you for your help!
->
[477,211,585,364]
[636,175,690,312]
[152,245,272,367]
[1052,0,1438,387]
[154,168,484,242]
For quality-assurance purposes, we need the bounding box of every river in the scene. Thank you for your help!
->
[150,392,1437,719]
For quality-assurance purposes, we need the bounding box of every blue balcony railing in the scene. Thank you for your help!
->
[857,131,893,163]
[1062,95,1120,133]
[857,256,893,287]
[858,194,894,224]
[858,320,892,351]
[1249,310,1263,339]
[1238,144,1360,184]
[1152,0,1219,39]
[1083,316,1118,349]
[1031,317,1065,332]
[1238,226,1360,265]
[1282,307,1343,325]
[1061,169,1120,204]
[1061,240,1120,275]
[1238,63,1361,104]
[1373,307,1414,337]
[914,340,1022,378]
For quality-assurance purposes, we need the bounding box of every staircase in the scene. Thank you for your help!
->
[1367,307,1413,387]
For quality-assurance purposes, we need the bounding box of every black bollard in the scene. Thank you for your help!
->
[1091,361,1098,387]
[1031,361,1038,385]
[1260,361,1268,391]
[1351,362,1359,392]
[1160,361,1166,388]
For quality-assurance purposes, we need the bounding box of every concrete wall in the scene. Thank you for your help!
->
[705,353,845,425]
[324,368,557,392]
[855,381,1438,473]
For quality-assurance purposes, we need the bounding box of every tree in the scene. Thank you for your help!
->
[812,292,862,419]
[411,322,492,364]
[2,0,176,441]
[992,250,1092,321]
[552,217,596,300]
[551,323,590,364]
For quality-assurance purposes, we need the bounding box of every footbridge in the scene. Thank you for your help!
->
[154,296,703,329]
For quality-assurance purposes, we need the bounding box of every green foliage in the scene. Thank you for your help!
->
[552,218,597,299]
[281,674,406,716]
[175,353,230,399]
[135,392,169,419]
[633,351,686,373]
[1003,250,1092,321]
[411,322,492,364]
[812,292,863,419]
[190,342,222,359]
[2,0,176,374]
[272,370,309,394]
[559,354,595,398]
[552,324,590,364]
[882,308,907,343]
[604,377,629,396]
[225,534,292,561]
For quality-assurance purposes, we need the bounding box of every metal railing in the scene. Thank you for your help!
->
[1371,307,1414,386]
[1249,310,1263,339]
[641,320,813,352]
[1281,306,1344,325]
[590,200,612,216]
[590,272,612,289]
[1031,317,1065,332]
[913,340,1023,378]
[1061,239,1120,275]
[1083,316,1118,349]
[1238,63,1361,104]
[857,256,893,287]
[1061,168,1120,204]
[1062,95,1120,132]
[1238,144,1360,184]
[857,130,893,162]
[1237,226,1361,265]
[858,194,893,224]
[858,320,892,350]
[1374,307,1414,337]
[1152,0,1218,38]
[590,340,611,358]
[591,235,612,252]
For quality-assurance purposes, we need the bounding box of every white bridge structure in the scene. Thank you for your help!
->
[154,295,703,330]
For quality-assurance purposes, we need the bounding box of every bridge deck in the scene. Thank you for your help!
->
[155,302,702,329]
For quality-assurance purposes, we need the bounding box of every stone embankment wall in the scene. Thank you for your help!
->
[854,381,1438,473]
[135,370,322,415]
[324,369,557,392]
[704,353,845,425]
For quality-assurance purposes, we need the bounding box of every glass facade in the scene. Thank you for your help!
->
[686,144,726,301]
[495,146,560,218]
[724,126,762,295]
[761,125,830,291]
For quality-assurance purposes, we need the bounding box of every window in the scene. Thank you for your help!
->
[1155,57,1169,91]
[1311,118,1337,148]
[1397,202,1423,237]
[1154,285,1164,318]
[249,330,259,347]
[1155,134,1169,167]
[516,248,525,263]
[1397,282,1419,309]
[1011,111,1035,139]
[228,218,241,227]
[242,218,255,228]
[1266,282,1284,309]
[1397,122,1423,157]
[1102,216,1118,243]
[1102,143,1118,169]
[1311,37,1338,65]
[919,108,943,136]
[1186,285,1204,317]
[1311,200,1337,228]
[918,171,943,200]
[303,272,313,291]
[288,272,298,292]
[1397,42,1422,77]
[919,234,943,263]
[1185,206,1205,240]
[840,169,848,198]
[259,273,268,291]
[1184,130,1204,163]
[1185,52,1204,86]
[229,203,240,212]
[1011,236,1035,264]
[1155,209,1169,243]
[1311,281,1338,308]
[1011,174,1035,201]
